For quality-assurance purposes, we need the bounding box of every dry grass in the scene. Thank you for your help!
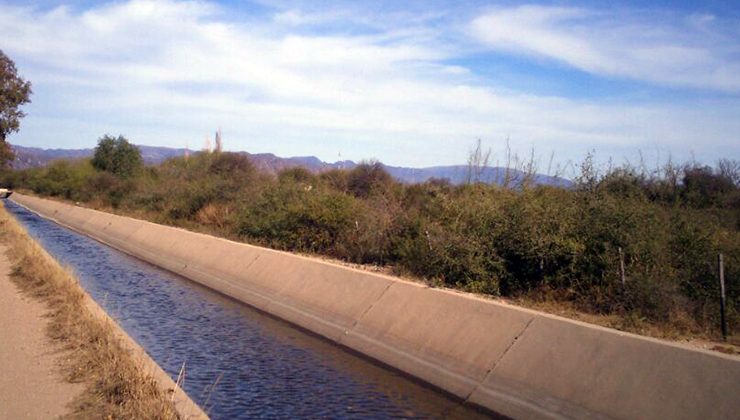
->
[509,293,740,351]
[195,203,233,230]
[0,205,179,419]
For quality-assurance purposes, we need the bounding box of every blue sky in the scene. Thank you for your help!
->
[1,0,739,171]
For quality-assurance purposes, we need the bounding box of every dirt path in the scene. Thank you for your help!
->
[0,245,83,419]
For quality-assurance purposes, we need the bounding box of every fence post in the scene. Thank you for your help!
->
[718,254,727,341]
[619,247,626,288]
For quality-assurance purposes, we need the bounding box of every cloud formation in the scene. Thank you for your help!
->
[470,5,740,92]
[1,0,738,167]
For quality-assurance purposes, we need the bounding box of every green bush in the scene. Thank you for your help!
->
[278,167,316,184]
[319,169,349,192]
[30,160,95,200]
[496,187,583,294]
[336,193,402,265]
[91,135,142,178]
[346,161,394,198]
[208,152,255,179]
[682,165,735,208]
[393,185,507,294]
[8,150,739,337]
[238,182,358,254]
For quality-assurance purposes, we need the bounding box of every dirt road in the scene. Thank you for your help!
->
[0,245,82,419]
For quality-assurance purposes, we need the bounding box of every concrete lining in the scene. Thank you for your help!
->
[343,281,536,399]
[12,193,740,420]
[82,290,209,420]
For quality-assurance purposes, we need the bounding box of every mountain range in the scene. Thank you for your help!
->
[10,144,572,187]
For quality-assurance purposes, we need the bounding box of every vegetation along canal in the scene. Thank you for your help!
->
[5,200,493,419]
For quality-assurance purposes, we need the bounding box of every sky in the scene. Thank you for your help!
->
[1,0,739,170]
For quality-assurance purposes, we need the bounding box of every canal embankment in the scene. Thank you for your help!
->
[0,202,206,419]
[12,192,740,420]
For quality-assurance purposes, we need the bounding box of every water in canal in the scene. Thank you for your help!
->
[4,200,493,419]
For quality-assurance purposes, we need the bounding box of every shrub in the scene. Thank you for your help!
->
[165,181,218,220]
[278,167,316,184]
[346,161,394,198]
[31,160,95,200]
[336,193,402,264]
[208,152,255,179]
[394,216,504,294]
[238,183,358,254]
[91,135,142,178]
[195,202,233,230]
[319,169,348,192]
[8,150,739,337]
[682,165,736,208]
[393,185,508,294]
[496,186,583,294]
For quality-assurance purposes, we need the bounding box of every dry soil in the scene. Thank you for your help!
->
[0,245,82,419]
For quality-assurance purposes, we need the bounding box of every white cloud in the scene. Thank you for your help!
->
[470,5,740,92]
[273,9,349,26]
[1,1,738,168]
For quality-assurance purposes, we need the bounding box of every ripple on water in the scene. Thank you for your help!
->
[5,200,495,419]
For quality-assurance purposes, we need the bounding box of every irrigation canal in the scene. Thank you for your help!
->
[5,200,493,419]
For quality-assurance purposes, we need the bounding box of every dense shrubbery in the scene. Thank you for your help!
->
[3,150,738,338]
[91,135,142,178]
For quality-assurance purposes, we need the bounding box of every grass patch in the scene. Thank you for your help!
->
[0,204,179,419]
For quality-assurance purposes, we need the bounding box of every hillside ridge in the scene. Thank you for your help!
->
[10,144,571,187]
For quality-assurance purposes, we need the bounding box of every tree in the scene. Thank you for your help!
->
[91,135,142,177]
[465,138,491,184]
[347,161,393,198]
[0,49,32,169]
[682,165,736,208]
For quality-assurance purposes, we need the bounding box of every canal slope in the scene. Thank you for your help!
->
[4,197,491,419]
[12,193,740,420]
[0,203,205,419]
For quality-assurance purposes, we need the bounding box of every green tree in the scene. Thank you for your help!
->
[0,50,33,169]
[91,135,142,177]
[346,161,393,198]
[681,165,736,208]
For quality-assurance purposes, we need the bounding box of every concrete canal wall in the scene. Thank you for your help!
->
[12,193,740,420]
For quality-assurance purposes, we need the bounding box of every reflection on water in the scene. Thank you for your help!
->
[5,200,494,419]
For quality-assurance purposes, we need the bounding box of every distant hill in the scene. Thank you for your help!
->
[12,145,92,168]
[10,144,571,187]
[381,165,572,188]
[11,144,187,168]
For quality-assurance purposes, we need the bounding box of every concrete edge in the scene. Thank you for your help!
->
[82,296,210,420]
[7,198,209,420]
[10,194,740,420]
[19,196,737,360]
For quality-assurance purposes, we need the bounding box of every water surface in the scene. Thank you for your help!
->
[5,200,493,419]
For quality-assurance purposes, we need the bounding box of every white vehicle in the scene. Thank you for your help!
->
[0,188,13,199]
